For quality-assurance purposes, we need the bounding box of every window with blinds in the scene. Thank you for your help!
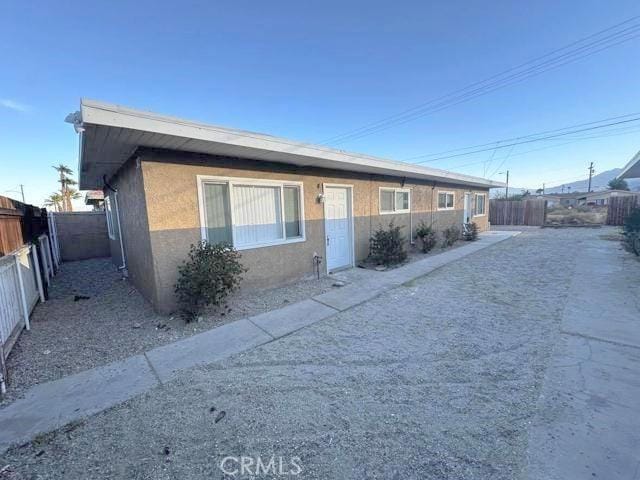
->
[200,178,304,249]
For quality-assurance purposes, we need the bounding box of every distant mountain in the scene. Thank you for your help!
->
[492,168,640,197]
[544,168,640,194]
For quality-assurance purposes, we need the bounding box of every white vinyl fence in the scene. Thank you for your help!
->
[0,239,48,394]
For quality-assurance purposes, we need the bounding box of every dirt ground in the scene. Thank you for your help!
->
[4,228,636,479]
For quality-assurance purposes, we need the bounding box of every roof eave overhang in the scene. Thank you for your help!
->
[74,99,506,190]
[617,150,640,180]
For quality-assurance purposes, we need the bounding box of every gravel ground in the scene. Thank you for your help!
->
[0,227,607,479]
[1,259,343,406]
[2,240,471,406]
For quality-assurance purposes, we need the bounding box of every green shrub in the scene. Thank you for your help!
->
[415,221,437,253]
[370,222,407,266]
[463,222,479,241]
[175,241,247,321]
[442,226,460,247]
[622,208,640,255]
[623,207,640,235]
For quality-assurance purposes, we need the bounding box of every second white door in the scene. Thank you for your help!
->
[324,186,352,272]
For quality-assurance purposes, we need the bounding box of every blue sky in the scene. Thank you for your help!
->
[1,0,639,206]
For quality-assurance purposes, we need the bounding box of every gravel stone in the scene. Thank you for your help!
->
[1,228,613,479]
[1,259,339,406]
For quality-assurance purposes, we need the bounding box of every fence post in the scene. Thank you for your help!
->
[31,243,45,303]
[0,340,6,395]
[14,251,31,331]
[45,234,57,273]
[39,236,50,285]
[50,214,62,266]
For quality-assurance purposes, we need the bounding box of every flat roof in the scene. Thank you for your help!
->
[618,150,640,180]
[69,99,506,190]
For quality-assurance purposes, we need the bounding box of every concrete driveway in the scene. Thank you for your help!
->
[1,228,638,479]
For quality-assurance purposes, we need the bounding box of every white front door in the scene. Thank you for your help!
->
[324,186,352,272]
[463,193,472,224]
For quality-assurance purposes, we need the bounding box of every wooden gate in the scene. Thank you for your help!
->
[489,199,547,226]
[606,195,640,226]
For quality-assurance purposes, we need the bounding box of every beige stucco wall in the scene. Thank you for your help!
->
[105,157,157,305]
[134,150,490,313]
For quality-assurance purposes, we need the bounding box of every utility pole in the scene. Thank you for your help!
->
[587,162,595,193]
[561,184,565,194]
[505,170,509,199]
[19,184,25,203]
[542,183,545,195]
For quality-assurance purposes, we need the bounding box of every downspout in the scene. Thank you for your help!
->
[430,183,436,226]
[104,175,128,277]
[409,187,415,245]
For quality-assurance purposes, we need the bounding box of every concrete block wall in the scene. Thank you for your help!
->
[54,212,110,261]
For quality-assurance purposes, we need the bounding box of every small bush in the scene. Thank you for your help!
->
[415,221,437,253]
[623,207,640,235]
[370,222,407,266]
[463,222,479,241]
[442,226,460,248]
[623,208,640,255]
[175,241,247,321]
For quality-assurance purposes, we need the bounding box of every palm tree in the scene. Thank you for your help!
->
[44,192,64,212]
[65,188,81,211]
[52,164,76,211]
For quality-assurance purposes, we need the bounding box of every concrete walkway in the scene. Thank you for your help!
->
[525,233,640,479]
[0,231,517,453]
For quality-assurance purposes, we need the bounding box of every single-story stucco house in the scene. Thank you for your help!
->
[66,100,504,313]
[576,189,638,206]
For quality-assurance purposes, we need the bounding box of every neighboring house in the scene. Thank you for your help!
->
[576,189,637,206]
[618,150,640,180]
[67,100,504,313]
[530,193,580,207]
[84,190,104,210]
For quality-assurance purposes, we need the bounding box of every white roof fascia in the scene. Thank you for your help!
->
[78,99,506,189]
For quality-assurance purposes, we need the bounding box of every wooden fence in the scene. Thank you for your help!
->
[606,195,640,226]
[0,195,49,256]
[489,199,547,226]
[0,195,54,395]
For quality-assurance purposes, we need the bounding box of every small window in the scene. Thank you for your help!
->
[475,194,486,216]
[200,177,305,250]
[104,196,115,239]
[380,189,394,213]
[284,186,302,238]
[438,191,455,210]
[379,188,410,214]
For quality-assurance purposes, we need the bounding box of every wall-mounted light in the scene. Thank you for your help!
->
[317,193,325,204]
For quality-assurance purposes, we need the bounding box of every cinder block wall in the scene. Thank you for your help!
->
[54,212,110,261]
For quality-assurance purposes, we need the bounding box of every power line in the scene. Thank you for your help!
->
[439,123,640,173]
[437,123,640,184]
[319,16,640,146]
[409,116,640,164]
[323,25,640,146]
[404,111,640,162]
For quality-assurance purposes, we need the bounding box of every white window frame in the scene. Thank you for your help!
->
[197,175,306,251]
[104,195,115,239]
[437,191,455,211]
[474,193,487,217]
[379,187,411,214]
